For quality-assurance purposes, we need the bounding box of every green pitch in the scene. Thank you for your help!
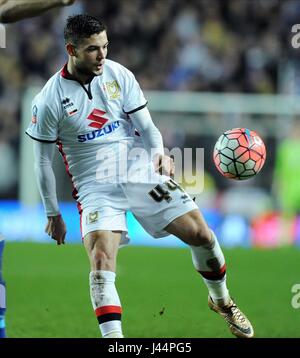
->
[3,242,300,338]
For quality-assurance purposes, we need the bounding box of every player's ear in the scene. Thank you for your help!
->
[66,43,77,56]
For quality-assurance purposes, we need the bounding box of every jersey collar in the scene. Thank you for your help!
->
[60,63,94,100]
[60,63,96,83]
[60,63,75,80]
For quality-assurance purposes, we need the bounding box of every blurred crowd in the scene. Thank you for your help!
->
[0,0,299,200]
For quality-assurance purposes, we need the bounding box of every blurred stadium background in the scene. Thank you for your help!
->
[1,0,300,337]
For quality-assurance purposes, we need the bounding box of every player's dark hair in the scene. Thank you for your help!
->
[64,14,106,46]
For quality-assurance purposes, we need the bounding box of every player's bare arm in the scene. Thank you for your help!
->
[0,0,75,23]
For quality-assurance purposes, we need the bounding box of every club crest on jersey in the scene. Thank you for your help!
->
[105,80,121,100]
[61,97,78,117]
[87,211,99,224]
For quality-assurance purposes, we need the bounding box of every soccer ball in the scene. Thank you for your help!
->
[213,128,266,180]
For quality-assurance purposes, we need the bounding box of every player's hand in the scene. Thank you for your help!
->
[153,154,175,177]
[45,215,67,245]
[61,0,76,6]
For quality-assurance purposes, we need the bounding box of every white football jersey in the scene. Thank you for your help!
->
[26,59,148,210]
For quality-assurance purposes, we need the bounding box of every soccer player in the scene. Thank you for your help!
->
[0,0,76,340]
[0,0,75,23]
[26,14,254,338]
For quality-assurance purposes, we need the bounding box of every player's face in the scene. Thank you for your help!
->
[74,31,108,76]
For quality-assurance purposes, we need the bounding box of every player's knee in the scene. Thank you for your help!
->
[187,225,212,247]
[91,248,114,270]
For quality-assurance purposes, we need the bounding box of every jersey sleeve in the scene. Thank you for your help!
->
[122,69,148,114]
[26,94,59,143]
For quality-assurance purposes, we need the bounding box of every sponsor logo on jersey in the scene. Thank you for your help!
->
[77,121,120,142]
[62,97,78,117]
[105,80,121,100]
[62,97,74,108]
[31,105,38,124]
[87,109,108,129]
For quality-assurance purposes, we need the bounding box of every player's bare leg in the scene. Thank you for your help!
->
[84,230,123,338]
[165,209,254,338]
